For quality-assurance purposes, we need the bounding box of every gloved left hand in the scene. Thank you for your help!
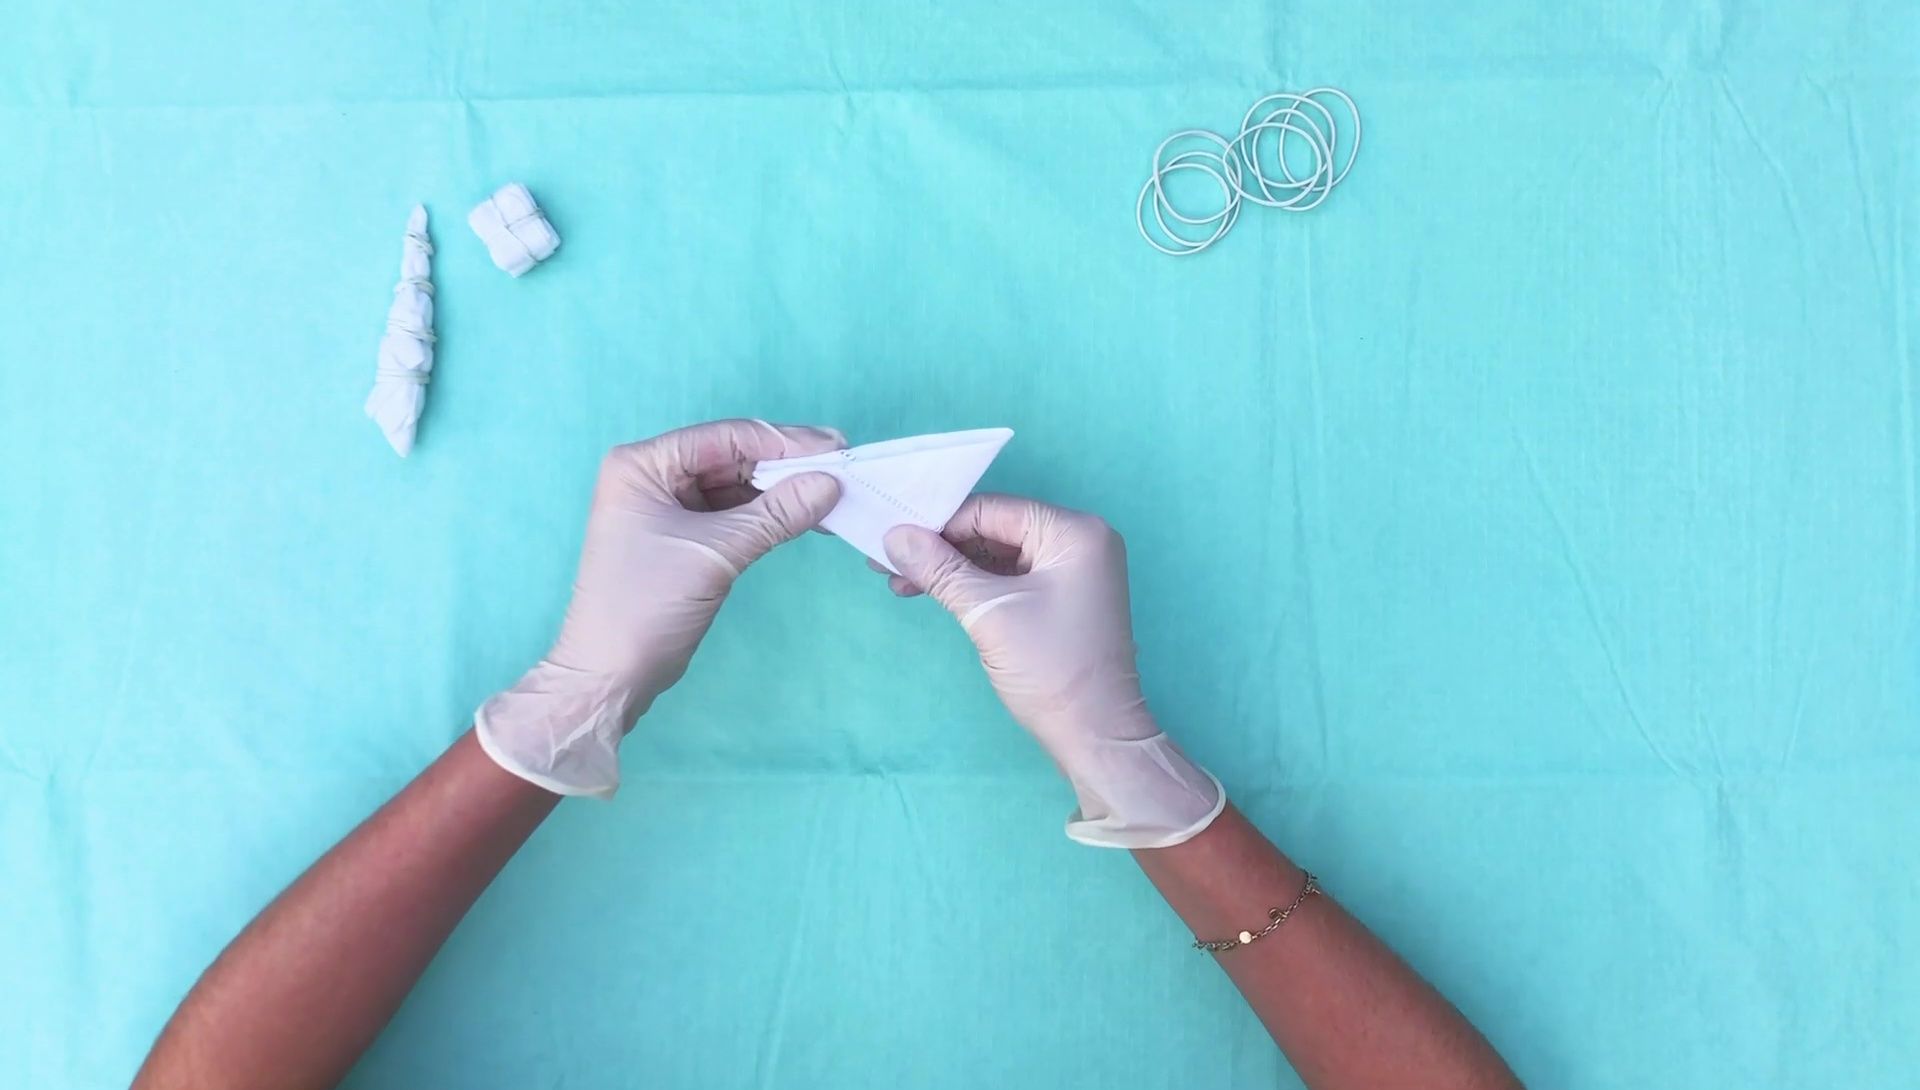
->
[476,419,844,797]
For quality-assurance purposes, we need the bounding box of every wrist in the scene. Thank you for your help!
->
[1035,700,1163,767]
[1051,729,1225,850]
[545,619,702,717]
[472,659,651,799]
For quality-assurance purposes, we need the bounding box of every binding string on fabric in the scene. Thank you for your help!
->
[385,319,436,343]
[489,195,549,265]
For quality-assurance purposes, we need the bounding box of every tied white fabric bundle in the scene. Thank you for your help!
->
[752,429,1014,574]
[1137,87,1360,256]
[469,183,560,276]
[365,205,436,457]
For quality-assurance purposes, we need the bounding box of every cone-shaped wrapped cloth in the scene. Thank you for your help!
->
[366,205,435,457]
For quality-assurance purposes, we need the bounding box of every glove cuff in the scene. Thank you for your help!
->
[1059,732,1227,849]
[473,660,647,799]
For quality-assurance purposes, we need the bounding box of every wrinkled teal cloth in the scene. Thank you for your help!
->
[2,2,1916,1086]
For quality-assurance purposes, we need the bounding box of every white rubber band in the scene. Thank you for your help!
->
[1137,87,1359,256]
[385,319,436,343]
[1135,129,1244,256]
[491,195,542,267]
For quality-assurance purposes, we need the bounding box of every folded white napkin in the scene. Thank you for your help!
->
[469,183,560,277]
[752,428,1014,573]
[365,205,435,457]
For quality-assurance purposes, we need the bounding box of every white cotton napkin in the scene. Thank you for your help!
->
[469,183,560,277]
[752,428,1014,573]
[365,205,435,457]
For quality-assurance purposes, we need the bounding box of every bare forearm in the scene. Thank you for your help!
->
[133,730,560,1090]
[1134,804,1522,1090]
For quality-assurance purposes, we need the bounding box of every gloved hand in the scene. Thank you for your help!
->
[882,495,1224,848]
[476,419,844,797]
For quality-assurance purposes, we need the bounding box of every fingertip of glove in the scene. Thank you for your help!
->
[785,470,841,505]
[761,472,840,535]
[762,421,848,452]
[882,524,930,566]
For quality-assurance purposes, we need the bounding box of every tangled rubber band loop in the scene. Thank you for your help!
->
[405,231,434,255]
[396,276,434,296]
[1231,88,1359,209]
[1234,118,1331,211]
[1135,129,1244,256]
[1138,86,1359,256]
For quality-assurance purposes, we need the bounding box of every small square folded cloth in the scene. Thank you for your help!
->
[469,183,560,277]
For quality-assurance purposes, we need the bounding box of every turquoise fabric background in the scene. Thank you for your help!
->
[3,2,1916,1086]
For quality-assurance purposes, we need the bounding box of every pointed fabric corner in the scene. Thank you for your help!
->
[751,428,1014,573]
[366,205,436,456]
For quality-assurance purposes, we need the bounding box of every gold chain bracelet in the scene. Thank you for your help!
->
[1191,871,1320,953]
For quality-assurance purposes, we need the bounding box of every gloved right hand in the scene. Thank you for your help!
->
[476,419,844,799]
[881,495,1224,849]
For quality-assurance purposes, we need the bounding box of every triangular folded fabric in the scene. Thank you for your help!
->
[752,428,1014,573]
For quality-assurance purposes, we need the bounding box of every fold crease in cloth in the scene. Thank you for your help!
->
[752,428,1014,574]
[365,205,435,457]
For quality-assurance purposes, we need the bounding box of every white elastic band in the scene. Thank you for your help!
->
[492,198,547,266]
[376,367,430,385]
[1137,86,1359,256]
[1231,88,1360,208]
[1135,129,1244,256]
[386,319,436,343]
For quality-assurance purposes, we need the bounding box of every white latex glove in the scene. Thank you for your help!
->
[881,495,1225,848]
[476,419,844,797]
